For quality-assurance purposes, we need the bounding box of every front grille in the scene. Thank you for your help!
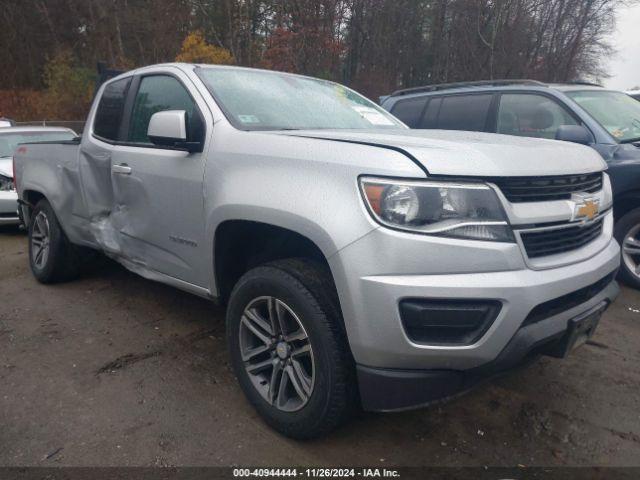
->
[520,217,604,258]
[492,172,602,203]
[523,271,616,326]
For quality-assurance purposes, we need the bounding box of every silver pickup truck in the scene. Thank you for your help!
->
[15,63,620,439]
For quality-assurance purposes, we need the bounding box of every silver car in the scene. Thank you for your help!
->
[0,127,77,226]
[14,64,620,438]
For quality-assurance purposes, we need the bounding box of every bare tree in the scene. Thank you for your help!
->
[0,0,632,102]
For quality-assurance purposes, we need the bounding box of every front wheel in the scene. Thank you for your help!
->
[615,207,640,289]
[226,259,356,439]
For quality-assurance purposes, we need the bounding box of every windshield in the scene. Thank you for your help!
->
[0,130,76,157]
[197,68,405,131]
[567,90,640,143]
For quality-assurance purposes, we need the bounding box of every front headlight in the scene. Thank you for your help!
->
[360,177,514,242]
[0,175,14,192]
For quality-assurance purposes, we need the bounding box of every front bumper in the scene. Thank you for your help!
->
[357,296,615,411]
[0,190,20,225]
[329,224,620,410]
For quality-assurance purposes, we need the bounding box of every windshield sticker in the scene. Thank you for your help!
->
[238,114,260,124]
[352,106,395,126]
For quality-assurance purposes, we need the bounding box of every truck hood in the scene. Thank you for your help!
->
[280,129,606,177]
[0,157,12,178]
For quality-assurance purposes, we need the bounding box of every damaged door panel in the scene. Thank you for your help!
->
[110,144,207,285]
[78,76,133,253]
[108,73,209,286]
[78,142,120,250]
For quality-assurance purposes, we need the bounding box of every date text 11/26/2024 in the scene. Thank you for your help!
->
[233,469,400,478]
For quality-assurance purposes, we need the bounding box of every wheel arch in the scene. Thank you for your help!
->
[21,189,48,225]
[613,189,640,221]
[213,219,337,306]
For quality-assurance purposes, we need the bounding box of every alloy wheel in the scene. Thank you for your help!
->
[31,211,51,269]
[239,296,315,412]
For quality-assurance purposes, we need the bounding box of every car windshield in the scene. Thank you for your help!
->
[567,90,640,143]
[0,130,76,157]
[196,67,405,131]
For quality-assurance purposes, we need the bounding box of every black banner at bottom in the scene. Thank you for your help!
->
[1,467,639,480]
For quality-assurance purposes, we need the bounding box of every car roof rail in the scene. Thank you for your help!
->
[562,80,603,87]
[389,79,547,97]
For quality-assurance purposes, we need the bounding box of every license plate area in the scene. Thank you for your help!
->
[545,301,607,359]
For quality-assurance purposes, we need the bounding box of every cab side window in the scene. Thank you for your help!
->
[419,97,442,128]
[128,75,203,145]
[389,97,427,128]
[93,77,132,141]
[497,93,579,139]
[435,94,493,132]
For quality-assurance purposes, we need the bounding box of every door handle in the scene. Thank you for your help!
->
[112,164,132,175]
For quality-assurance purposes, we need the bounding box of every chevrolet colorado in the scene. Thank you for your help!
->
[14,64,620,439]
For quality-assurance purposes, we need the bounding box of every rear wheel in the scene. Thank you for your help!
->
[28,199,81,283]
[226,259,356,439]
[615,207,640,289]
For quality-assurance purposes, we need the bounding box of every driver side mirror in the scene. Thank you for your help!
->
[555,125,592,146]
[148,110,202,153]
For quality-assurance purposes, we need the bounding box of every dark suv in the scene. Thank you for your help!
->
[381,80,640,288]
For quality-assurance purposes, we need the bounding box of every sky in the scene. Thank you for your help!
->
[605,3,640,91]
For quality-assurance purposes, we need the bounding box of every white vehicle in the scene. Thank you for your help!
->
[627,90,640,101]
[0,127,77,226]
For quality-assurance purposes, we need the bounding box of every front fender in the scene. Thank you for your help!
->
[201,124,425,294]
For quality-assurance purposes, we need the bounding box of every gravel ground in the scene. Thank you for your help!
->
[1,226,639,467]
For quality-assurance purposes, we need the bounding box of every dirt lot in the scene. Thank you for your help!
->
[1,226,639,467]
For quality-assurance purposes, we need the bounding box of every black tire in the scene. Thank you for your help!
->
[614,207,640,289]
[226,258,356,439]
[28,199,82,283]
[17,204,25,229]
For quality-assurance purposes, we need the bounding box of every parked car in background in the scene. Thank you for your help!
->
[0,127,77,226]
[0,116,15,128]
[382,80,640,288]
[627,90,640,101]
[14,64,619,438]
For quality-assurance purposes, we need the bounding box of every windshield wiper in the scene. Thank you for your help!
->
[620,136,640,144]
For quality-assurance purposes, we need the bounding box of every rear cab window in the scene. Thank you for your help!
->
[93,77,132,141]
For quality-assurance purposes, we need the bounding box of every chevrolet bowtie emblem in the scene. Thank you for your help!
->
[576,200,599,220]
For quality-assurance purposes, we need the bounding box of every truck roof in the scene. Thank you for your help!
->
[109,62,333,86]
